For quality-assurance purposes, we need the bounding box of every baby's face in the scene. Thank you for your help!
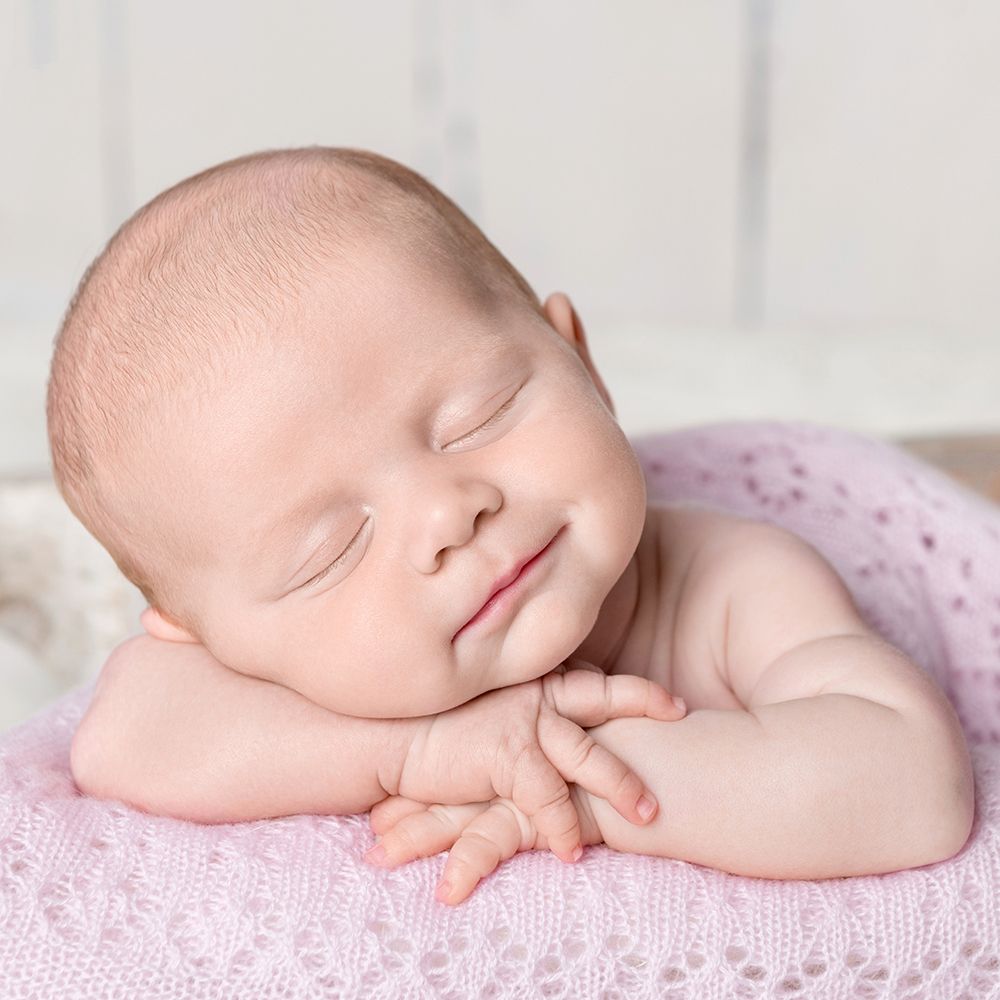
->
[143,244,647,717]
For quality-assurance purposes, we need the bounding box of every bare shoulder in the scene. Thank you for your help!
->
[659,504,953,722]
[649,503,768,710]
[655,501,761,562]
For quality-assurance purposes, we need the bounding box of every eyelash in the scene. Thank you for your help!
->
[302,389,522,589]
[303,520,369,589]
[447,389,520,448]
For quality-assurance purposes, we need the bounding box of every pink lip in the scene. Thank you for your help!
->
[453,527,564,641]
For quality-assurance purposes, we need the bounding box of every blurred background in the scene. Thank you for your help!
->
[1,0,999,729]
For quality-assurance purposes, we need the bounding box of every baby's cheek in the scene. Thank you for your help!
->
[570,432,647,568]
[612,447,649,540]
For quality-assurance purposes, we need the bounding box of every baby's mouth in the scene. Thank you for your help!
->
[452,526,564,641]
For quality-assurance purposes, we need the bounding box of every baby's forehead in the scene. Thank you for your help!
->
[286,252,520,364]
[172,239,539,441]
[203,283,526,427]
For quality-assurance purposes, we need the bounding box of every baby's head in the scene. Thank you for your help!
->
[47,147,648,717]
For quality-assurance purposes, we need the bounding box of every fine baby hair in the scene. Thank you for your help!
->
[46,146,541,640]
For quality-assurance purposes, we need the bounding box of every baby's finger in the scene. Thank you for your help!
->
[436,801,526,906]
[369,794,431,835]
[506,741,582,863]
[542,667,686,728]
[366,802,489,868]
[538,712,659,827]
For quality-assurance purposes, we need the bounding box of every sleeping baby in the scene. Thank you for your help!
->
[48,146,974,906]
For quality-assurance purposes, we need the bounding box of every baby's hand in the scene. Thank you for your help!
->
[367,793,541,905]
[388,658,686,866]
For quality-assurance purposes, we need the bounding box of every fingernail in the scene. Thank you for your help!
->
[365,844,388,867]
[637,795,657,821]
[672,696,686,713]
[435,880,452,903]
[571,844,583,862]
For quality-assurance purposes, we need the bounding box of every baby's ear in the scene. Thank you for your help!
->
[541,292,617,418]
[139,606,200,643]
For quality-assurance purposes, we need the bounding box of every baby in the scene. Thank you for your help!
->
[49,147,974,906]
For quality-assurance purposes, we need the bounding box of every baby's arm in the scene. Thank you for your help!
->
[375,680,971,903]
[572,523,973,880]
[375,526,977,895]
[70,633,405,819]
[70,634,683,860]
[567,681,973,879]
[603,520,977,879]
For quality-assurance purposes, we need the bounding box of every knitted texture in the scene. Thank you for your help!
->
[1,420,999,999]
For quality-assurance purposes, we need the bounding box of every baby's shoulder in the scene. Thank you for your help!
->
[654,500,790,570]
[644,505,764,702]
[654,502,883,712]
[656,501,835,620]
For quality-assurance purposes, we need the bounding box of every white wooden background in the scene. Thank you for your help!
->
[2,0,999,479]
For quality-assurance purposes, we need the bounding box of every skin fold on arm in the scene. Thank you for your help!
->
[70,632,685,865]
[565,525,976,878]
[370,520,976,900]
[577,673,973,879]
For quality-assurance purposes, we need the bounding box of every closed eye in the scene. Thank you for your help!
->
[300,518,370,590]
[446,387,522,449]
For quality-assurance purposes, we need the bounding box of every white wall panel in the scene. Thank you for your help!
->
[3,0,1000,480]
[125,0,416,221]
[0,0,105,319]
[0,0,107,478]
[475,0,742,331]
[766,1,1000,336]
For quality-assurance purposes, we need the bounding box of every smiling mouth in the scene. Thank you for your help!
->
[452,526,564,641]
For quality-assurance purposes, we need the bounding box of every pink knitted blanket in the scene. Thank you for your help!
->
[2,420,999,999]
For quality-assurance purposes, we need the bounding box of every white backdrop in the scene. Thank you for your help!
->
[2,0,999,477]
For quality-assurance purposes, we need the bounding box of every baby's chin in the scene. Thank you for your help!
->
[492,596,603,687]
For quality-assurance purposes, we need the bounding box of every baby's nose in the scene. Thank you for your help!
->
[405,479,503,573]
